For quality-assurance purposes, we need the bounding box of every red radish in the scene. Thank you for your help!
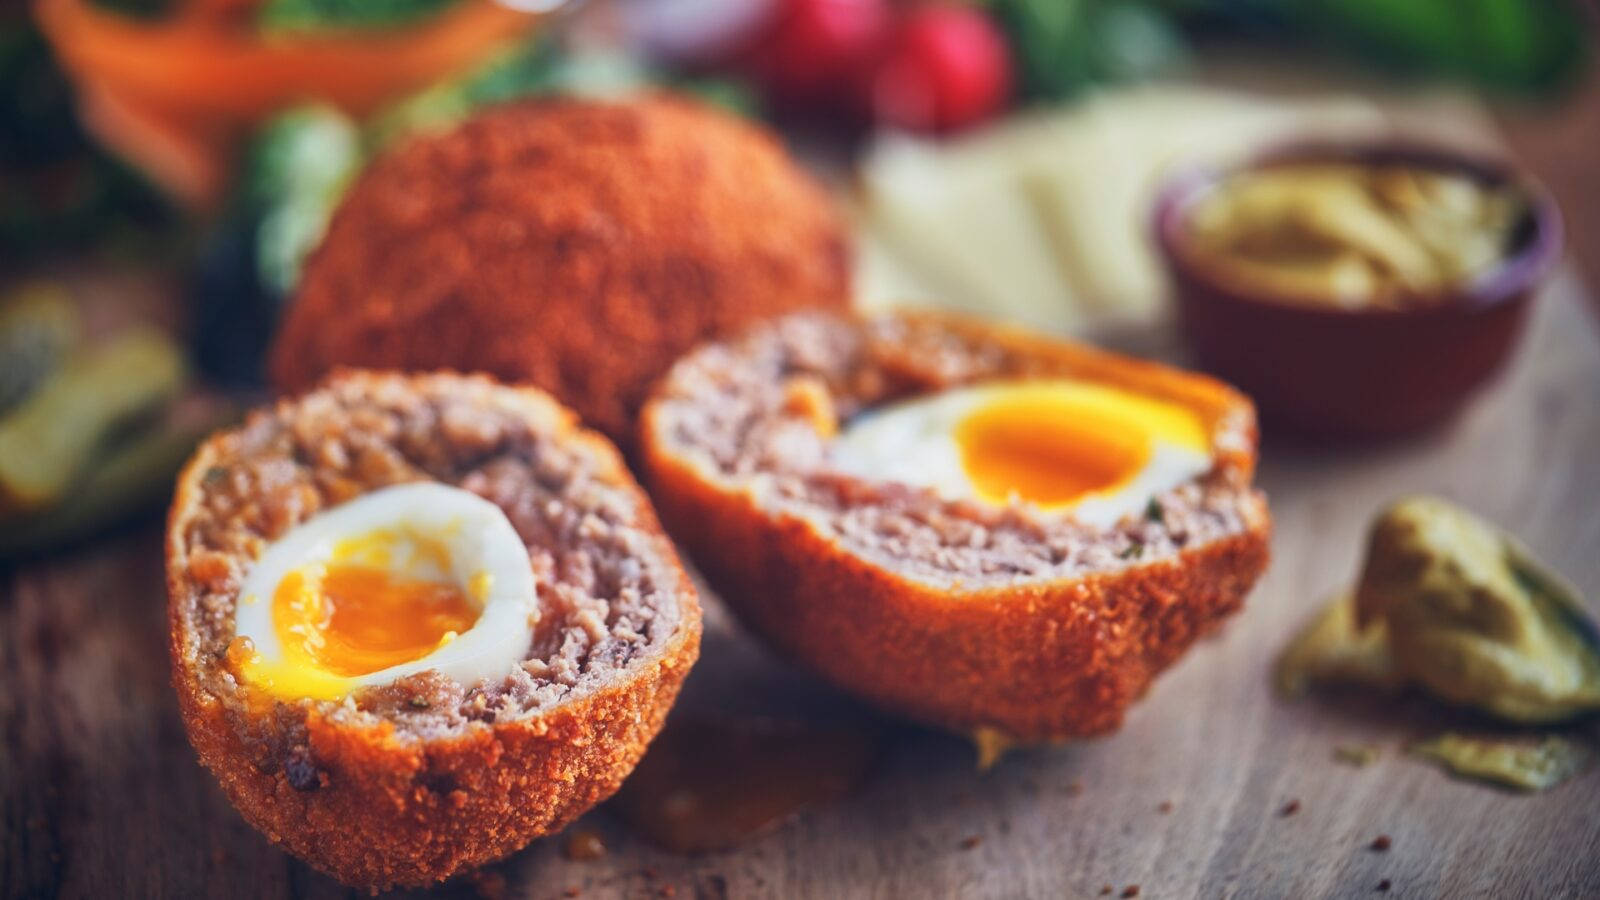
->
[742,0,894,107]
[869,4,1013,133]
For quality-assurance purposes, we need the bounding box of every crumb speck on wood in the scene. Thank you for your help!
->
[1122,886,1141,898]
[563,830,607,861]
[1376,879,1392,892]
[1157,801,1173,814]
[1370,835,1392,852]
[467,869,506,900]
[1279,799,1300,817]
[960,835,982,850]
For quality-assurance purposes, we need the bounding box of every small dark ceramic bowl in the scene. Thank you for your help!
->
[1153,142,1563,439]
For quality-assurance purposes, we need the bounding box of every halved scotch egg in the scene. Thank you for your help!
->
[167,371,700,890]
[640,310,1270,748]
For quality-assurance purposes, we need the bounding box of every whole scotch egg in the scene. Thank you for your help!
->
[270,95,851,446]
[641,310,1270,750]
[167,371,700,890]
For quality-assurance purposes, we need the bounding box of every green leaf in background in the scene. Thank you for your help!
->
[984,0,1188,100]
[1084,3,1189,84]
[675,76,761,118]
[257,0,460,32]
[364,41,656,148]
[247,105,363,297]
[1300,0,1590,92]
[989,0,1590,99]
[984,0,1095,99]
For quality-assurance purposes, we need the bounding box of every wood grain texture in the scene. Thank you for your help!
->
[4,272,1598,900]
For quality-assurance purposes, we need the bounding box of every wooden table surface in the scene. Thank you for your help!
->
[7,62,1600,899]
[5,261,1598,900]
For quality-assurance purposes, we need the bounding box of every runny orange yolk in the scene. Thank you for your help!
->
[952,382,1208,508]
[272,564,480,678]
[227,528,490,700]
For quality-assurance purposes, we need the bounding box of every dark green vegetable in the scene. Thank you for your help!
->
[189,217,277,387]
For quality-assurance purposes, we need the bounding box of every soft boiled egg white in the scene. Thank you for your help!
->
[828,379,1212,528]
[229,482,538,701]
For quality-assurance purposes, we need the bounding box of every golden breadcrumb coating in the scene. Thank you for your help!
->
[640,311,1269,743]
[270,95,850,444]
[168,370,700,889]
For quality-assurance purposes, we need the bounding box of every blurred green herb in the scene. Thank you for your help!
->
[1144,498,1164,524]
[247,105,363,298]
[982,0,1189,100]
[257,0,460,32]
[986,0,1590,100]
[1290,0,1590,92]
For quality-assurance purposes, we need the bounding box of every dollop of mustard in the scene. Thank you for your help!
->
[1185,164,1524,309]
[1409,732,1590,791]
[1355,496,1600,724]
[1278,496,1600,725]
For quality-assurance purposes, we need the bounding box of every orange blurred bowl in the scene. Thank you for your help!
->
[35,0,555,207]
[1153,142,1563,439]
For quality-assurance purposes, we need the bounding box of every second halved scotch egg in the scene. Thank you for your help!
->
[640,311,1269,749]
